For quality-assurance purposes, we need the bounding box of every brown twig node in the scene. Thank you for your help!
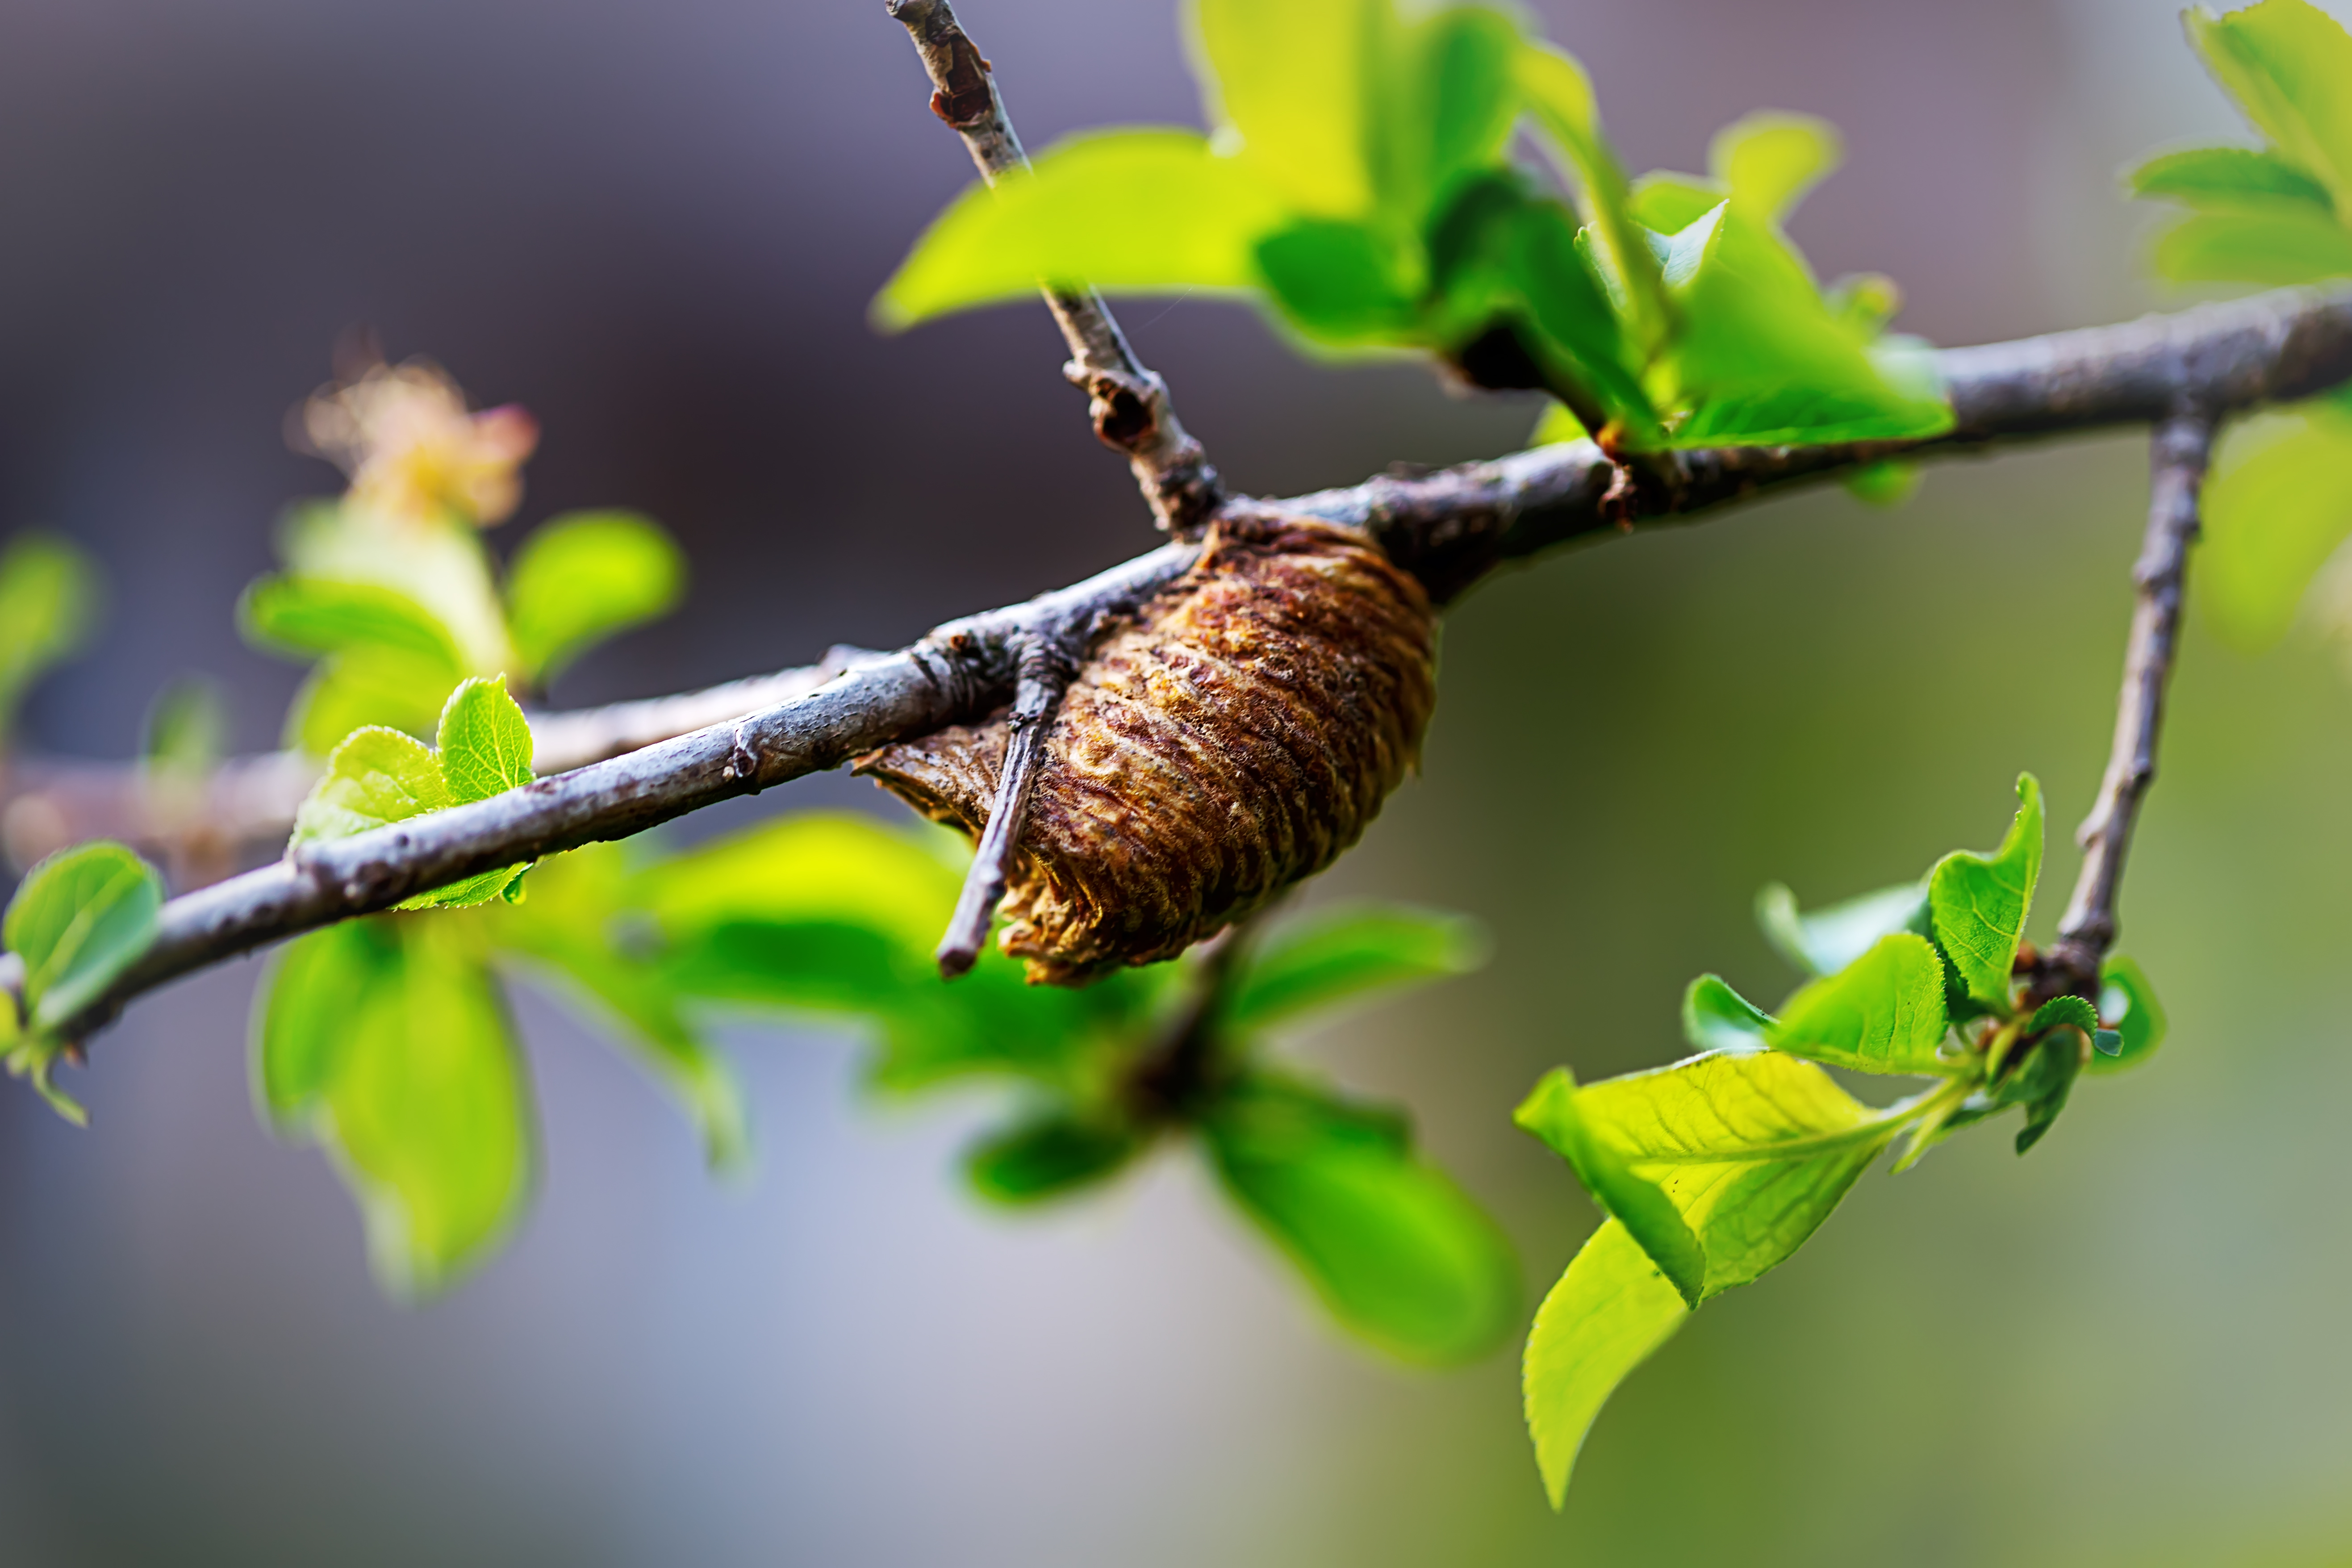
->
[885,0,1221,535]
[859,512,1437,985]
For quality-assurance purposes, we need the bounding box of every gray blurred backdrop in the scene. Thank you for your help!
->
[5,0,2349,1564]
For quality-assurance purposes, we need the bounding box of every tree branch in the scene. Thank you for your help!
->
[885,0,1221,534]
[12,284,2352,1044]
[2032,404,2218,1003]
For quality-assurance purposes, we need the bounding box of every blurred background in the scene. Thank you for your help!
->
[4,0,2350,1562]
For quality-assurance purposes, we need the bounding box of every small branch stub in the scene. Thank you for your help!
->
[933,632,1078,977]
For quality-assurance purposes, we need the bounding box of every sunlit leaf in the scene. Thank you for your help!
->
[1514,1068,1704,1304]
[1711,111,1840,223]
[1224,903,1488,1034]
[1253,217,1420,340]
[505,511,685,684]
[290,726,451,846]
[2184,0,2352,205]
[435,675,535,804]
[1756,878,1928,978]
[2151,208,2352,284]
[1767,932,1951,1076]
[256,918,534,1296]
[1927,774,2043,1008]
[876,130,1287,327]
[1512,39,1667,349]
[1522,1220,1688,1509]
[1205,1073,1518,1363]
[4,841,165,1033]
[2089,954,2168,1075]
[1189,0,1387,214]
[1627,172,1725,234]
[2197,403,2352,650]
[0,532,99,743]
[1387,4,1522,217]
[2130,144,2335,212]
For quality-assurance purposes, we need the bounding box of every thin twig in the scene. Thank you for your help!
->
[934,630,1079,976]
[884,0,1221,535]
[2035,404,2218,1002]
[11,286,2352,1044]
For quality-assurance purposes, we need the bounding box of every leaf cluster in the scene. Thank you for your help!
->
[2129,1,2352,654]
[880,0,1951,453]
[1516,775,2166,1508]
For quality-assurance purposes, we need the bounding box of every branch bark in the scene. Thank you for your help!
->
[885,0,1220,534]
[10,284,2352,1042]
[2032,404,2218,1003]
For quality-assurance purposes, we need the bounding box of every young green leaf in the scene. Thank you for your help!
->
[1927,773,2044,1008]
[876,130,1287,327]
[1711,111,1840,223]
[0,532,99,742]
[1204,1073,1518,1364]
[1515,1068,1705,1305]
[504,511,686,685]
[1252,217,1419,340]
[1387,4,1522,218]
[290,726,453,845]
[4,841,166,1032]
[964,1114,1142,1204]
[2089,955,2168,1075]
[256,918,534,1296]
[1222,903,1489,1033]
[2129,145,2335,212]
[1189,0,1388,216]
[2151,207,2352,284]
[142,676,227,777]
[1519,1050,1899,1300]
[1512,39,1667,350]
[435,675,534,804]
[2197,403,2352,650]
[1756,878,1929,977]
[1767,932,1952,1076]
[2183,0,2352,205]
[239,574,468,671]
[1843,457,1922,507]
[1680,974,1774,1054]
[1522,1219,1689,1509]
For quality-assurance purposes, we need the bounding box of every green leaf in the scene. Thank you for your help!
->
[964,1114,1141,1204]
[2151,207,2352,284]
[505,511,685,684]
[1522,1219,1689,1509]
[1512,39,1667,351]
[1711,111,1840,223]
[1628,172,1725,234]
[1189,0,1387,215]
[1756,878,1929,977]
[1204,1074,1518,1364]
[1223,903,1489,1033]
[2027,993,2099,1041]
[1515,1068,1705,1305]
[1385,4,1522,218]
[1993,1030,2083,1155]
[4,841,165,1033]
[290,726,452,846]
[1655,202,1955,447]
[255,918,534,1296]
[1843,458,1922,507]
[282,649,458,755]
[1680,974,1773,1054]
[1253,217,1420,340]
[2184,0,2352,205]
[434,675,535,803]
[481,845,749,1173]
[1927,774,2044,1008]
[2089,954,2168,1075]
[239,574,469,671]
[2197,404,2352,651]
[1767,932,1952,1076]
[876,130,1288,327]
[1517,1050,1896,1300]
[0,532,99,743]
[2130,145,2335,213]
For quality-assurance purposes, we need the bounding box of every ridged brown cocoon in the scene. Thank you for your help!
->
[857,511,1437,985]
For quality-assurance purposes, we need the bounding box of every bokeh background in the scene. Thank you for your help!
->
[4,0,2350,1562]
